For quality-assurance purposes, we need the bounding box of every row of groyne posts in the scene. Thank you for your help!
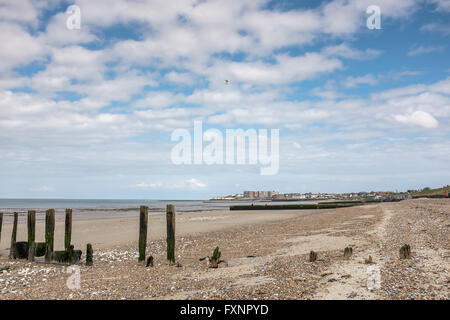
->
[0,204,185,267]
[0,209,92,265]
[138,204,176,266]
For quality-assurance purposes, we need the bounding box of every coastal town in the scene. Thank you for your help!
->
[211,189,423,201]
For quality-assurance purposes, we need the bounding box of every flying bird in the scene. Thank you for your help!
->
[224,80,230,85]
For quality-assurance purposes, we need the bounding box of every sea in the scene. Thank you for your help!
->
[0,198,315,222]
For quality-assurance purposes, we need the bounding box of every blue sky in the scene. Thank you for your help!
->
[0,0,449,199]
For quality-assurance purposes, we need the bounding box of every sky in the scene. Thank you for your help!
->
[0,0,449,199]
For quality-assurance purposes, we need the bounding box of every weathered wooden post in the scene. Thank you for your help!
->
[45,209,55,262]
[27,210,36,247]
[0,212,3,245]
[86,243,93,266]
[309,250,317,262]
[399,244,411,259]
[65,209,72,250]
[138,206,148,263]
[166,204,176,264]
[9,212,18,259]
[146,256,154,267]
[28,242,36,261]
[343,247,353,259]
[209,246,221,268]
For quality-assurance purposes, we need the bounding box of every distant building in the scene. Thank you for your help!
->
[243,190,278,199]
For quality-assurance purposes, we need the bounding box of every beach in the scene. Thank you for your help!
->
[0,198,448,300]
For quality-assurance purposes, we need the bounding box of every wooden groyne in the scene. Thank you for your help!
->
[138,205,148,263]
[0,205,180,268]
[229,199,403,211]
[1,208,83,265]
[166,204,176,264]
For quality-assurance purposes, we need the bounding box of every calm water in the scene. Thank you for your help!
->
[0,198,315,222]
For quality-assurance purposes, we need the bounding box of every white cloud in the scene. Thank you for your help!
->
[428,0,450,11]
[0,22,45,72]
[393,111,439,128]
[421,22,450,35]
[185,178,207,189]
[136,182,163,188]
[205,52,343,85]
[391,70,422,80]
[163,71,195,85]
[323,44,381,60]
[135,178,207,190]
[42,12,98,45]
[407,45,444,56]
[135,91,185,109]
[30,185,55,192]
[345,74,378,88]
[0,0,41,25]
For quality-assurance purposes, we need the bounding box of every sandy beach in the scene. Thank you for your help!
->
[0,199,448,300]
[0,209,301,252]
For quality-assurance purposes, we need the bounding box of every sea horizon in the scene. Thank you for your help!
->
[0,198,317,223]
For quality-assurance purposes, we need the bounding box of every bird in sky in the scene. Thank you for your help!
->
[224,80,230,85]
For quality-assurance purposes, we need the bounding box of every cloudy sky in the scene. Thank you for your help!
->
[0,0,449,199]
